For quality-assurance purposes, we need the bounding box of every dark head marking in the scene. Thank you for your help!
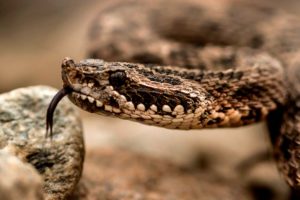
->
[109,71,127,87]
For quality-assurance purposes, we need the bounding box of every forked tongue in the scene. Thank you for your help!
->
[46,87,72,138]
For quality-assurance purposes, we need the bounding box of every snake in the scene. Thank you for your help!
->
[47,0,300,191]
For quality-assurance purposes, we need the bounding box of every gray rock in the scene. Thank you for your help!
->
[0,150,43,200]
[0,86,85,200]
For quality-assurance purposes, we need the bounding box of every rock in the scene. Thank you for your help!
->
[0,150,43,200]
[0,86,85,200]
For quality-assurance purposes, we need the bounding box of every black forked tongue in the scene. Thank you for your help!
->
[46,87,72,138]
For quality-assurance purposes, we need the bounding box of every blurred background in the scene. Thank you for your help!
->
[1,0,300,199]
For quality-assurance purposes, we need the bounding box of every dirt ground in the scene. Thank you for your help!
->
[1,0,300,199]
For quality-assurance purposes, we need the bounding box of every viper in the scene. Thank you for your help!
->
[47,0,300,190]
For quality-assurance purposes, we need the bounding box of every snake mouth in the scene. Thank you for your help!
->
[46,86,73,138]
[46,86,121,138]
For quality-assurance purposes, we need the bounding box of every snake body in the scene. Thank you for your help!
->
[48,0,300,189]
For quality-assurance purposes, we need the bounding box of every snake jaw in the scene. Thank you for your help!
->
[60,58,129,117]
[46,58,109,138]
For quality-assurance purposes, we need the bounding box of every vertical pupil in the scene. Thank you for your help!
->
[109,71,126,87]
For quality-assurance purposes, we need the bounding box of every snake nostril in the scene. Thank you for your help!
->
[62,57,76,69]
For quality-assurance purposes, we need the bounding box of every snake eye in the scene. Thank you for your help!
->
[109,71,126,87]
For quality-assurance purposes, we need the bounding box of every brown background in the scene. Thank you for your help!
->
[1,0,300,199]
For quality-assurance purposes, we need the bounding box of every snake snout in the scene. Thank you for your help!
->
[61,58,84,90]
[62,57,76,69]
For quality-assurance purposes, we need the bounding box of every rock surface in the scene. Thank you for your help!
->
[0,86,85,200]
[0,151,43,200]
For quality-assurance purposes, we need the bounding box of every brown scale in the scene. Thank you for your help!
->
[45,0,300,191]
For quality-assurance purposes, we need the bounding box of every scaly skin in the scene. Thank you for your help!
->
[60,48,285,130]
[47,0,300,190]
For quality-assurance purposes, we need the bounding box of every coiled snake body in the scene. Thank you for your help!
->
[47,0,300,189]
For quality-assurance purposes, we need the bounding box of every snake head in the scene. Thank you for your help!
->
[59,57,206,129]
[61,57,134,115]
